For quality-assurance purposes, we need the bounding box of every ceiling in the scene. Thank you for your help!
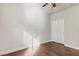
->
[41,3,79,14]
[51,3,79,13]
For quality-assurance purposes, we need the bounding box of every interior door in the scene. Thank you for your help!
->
[51,17,64,44]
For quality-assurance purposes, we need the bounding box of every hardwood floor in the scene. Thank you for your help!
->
[2,41,79,56]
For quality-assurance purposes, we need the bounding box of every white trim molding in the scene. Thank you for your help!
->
[0,45,27,56]
[65,44,79,50]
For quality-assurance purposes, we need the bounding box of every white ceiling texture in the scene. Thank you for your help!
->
[41,3,79,14]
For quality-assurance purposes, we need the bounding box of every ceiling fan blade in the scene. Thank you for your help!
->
[51,3,56,7]
[42,3,48,7]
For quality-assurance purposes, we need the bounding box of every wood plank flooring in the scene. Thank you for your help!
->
[2,41,79,56]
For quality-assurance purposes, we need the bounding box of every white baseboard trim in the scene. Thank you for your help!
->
[38,41,79,51]
[40,40,52,44]
[0,45,27,56]
[65,44,79,50]
[48,40,64,44]
[0,41,43,55]
[1,41,79,56]
[48,40,79,50]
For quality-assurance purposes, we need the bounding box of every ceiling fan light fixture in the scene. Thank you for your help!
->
[42,3,56,7]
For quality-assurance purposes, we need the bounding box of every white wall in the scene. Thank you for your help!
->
[51,5,79,49]
[0,4,27,55]
[0,3,51,55]
[21,3,51,43]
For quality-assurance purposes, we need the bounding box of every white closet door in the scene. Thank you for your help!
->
[51,18,64,44]
[51,20,58,42]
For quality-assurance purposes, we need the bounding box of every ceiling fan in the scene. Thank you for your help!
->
[42,3,56,7]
